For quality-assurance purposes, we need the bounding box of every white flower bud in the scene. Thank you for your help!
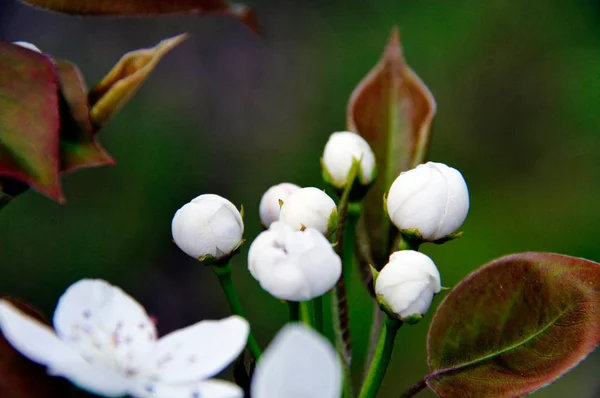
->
[248,222,341,301]
[386,162,469,241]
[279,187,337,235]
[172,194,244,260]
[12,41,42,53]
[322,131,376,188]
[259,183,301,228]
[375,250,441,320]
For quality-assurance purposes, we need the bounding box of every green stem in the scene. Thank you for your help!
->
[399,378,427,398]
[212,263,262,359]
[358,315,402,398]
[344,202,361,291]
[363,305,383,380]
[299,301,314,328]
[312,295,324,334]
[289,301,300,322]
[397,233,421,251]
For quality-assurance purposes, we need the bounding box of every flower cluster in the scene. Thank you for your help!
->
[1,126,468,397]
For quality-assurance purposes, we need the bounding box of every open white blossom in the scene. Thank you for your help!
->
[0,279,249,398]
[322,131,376,188]
[13,41,42,53]
[375,250,441,320]
[259,183,301,228]
[279,187,337,235]
[172,194,244,260]
[248,222,341,301]
[386,162,469,241]
[252,324,342,398]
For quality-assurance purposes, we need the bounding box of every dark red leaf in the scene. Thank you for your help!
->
[426,252,600,397]
[347,28,436,266]
[18,0,260,34]
[56,60,114,172]
[0,43,63,202]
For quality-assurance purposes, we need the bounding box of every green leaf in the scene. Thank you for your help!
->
[347,27,436,266]
[18,0,261,34]
[0,298,70,397]
[88,34,188,128]
[426,252,600,398]
[56,60,114,172]
[0,42,63,202]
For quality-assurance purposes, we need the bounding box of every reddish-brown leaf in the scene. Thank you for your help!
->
[347,27,436,266]
[56,60,114,172]
[0,43,63,202]
[0,298,70,398]
[88,34,188,128]
[18,0,260,34]
[426,252,600,398]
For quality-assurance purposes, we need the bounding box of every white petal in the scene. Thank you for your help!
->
[148,316,249,383]
[132,379,243,398]
[12,41,41,53]
[432,163,469,239]
[208,203,245,255]
[259,183,301,228]
[51,363,132,397]
[53,279,157,369]
[0,300,130,397]
[248,227,312,301]
[251,324,342,398]
[291,229,341,298]
[0,300,83,367]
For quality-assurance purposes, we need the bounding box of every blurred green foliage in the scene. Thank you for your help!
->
[2,0,600,396]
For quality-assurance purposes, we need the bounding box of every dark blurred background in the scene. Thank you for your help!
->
[2,1,600,397]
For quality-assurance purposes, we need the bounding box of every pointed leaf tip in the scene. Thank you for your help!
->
[56,59,115,173]
[426,252,600,398]
[89,34,188,128]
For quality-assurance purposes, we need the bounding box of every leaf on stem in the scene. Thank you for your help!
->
[17,0,260,34]
[0,298,70,397]
[426,252,600,398]
[347,27,436,267]
[0,43,63,202]
[88,34,188,128]
[56,60,114,172]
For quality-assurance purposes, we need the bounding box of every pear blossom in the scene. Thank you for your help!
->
[279,187,337,235]
[0,279,249,398]
[252,324,342,398]
[248,221,341,301]
[322,131,376,188]
[172,194,244,261]
[259,183,301,228]
[13,41,42,53]
[386,162,469,241]
[375,250,441,320]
